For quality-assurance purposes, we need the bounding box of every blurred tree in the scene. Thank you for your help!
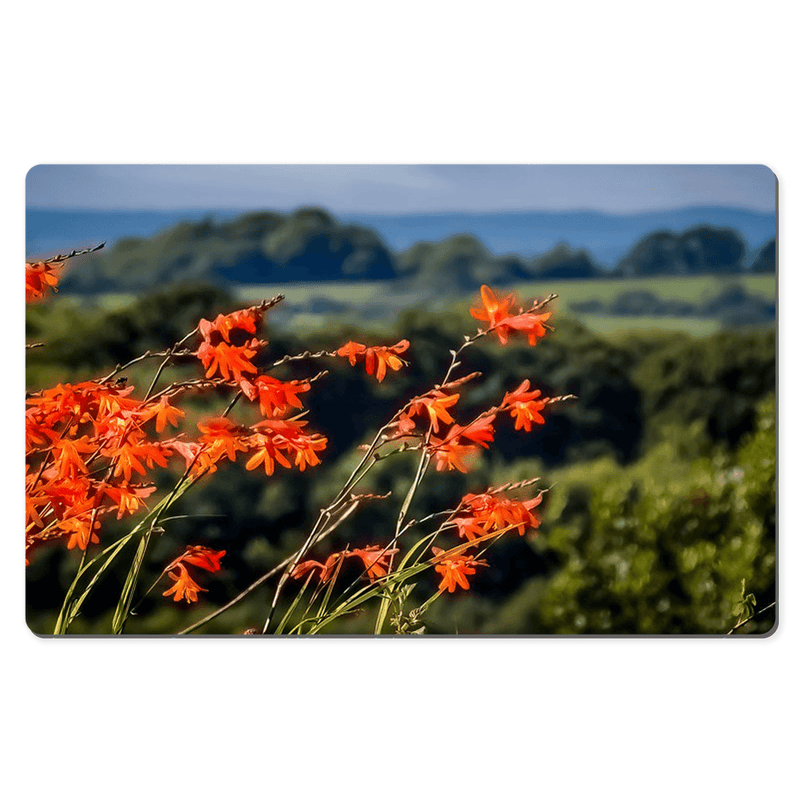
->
[751,238,776,273]
[403,234,505,291]
[618,226,746,276]
[632,326,775,451]
[618,230,687,276]
[680,225,746,273]
[529,243,601,279]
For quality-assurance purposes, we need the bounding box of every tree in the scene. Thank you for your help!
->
[751,238,776,272]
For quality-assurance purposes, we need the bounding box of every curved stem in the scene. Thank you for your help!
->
[726,601,776,635]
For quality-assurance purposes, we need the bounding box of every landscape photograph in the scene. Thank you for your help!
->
[25,164,777,636]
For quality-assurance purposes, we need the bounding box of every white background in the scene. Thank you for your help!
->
[4,2,795,798]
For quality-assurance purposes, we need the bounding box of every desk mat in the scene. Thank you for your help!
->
[25,164,777,636]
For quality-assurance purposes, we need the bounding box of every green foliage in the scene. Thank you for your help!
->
[732,580,757,622]
[520,394,776,634]
[632,326,775,451]
[25,283,776,635]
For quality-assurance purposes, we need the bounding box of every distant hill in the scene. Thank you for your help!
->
[29,205,775,294]
[27,205,775,267]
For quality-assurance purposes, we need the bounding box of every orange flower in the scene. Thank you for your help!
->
[431,547,488,593]
[107,434,171,482]
[197,340,260,382]
[470,285,516,329]
[453,491,543,540]
[496,312,552,347]
[172,545,226,573]
[246,375,310,417]
[29,476,92,523]
[162,547,225,603]
[244,435,292,475]
[25,408,60,451]
[501,380,548,431]
[60,504,103,551]
[162,563,207,603]
[391,412,417,436]
[292,546,398,585]
[99,483,157,519]
[144,396,185,433]
[26,380,137,425]
[336,341,367,366]
[364,340,410,382]
[292,559,327,582]
[198,309,262,344]
[25,488,45,531]
[452,515,486,542]
[429,436,477,473]
[291,554,342,584]
[448,414,496,449]
[51,437,94,480]
[198,417,251,463]
[246,419,327,475]
[408,391,460,433]
[169,439,225,475]
[337,339,410,382]
[25,261,61,302]
[470,285,552,346]
[349,546,399,582]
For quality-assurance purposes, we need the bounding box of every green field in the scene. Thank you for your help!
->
[235,274,775,307]
[516,273,775,306]
[234,281,387,305]
[50,274,775,338]
[238,274,774,302]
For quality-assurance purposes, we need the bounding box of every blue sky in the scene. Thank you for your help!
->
[26,165,776,215]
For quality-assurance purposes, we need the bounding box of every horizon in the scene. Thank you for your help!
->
[26,202,776,219]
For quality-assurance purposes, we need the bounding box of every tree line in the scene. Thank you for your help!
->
[58,207,776,294]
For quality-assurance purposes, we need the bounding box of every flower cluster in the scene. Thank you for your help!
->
[373,286,562,476]
[25,291,332,567]
[196,308,267,384]
[424,489,543,594]
[27,253,569,634]
[279,285,563,602]
[25,380,178,557]
[452,491,543,541]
